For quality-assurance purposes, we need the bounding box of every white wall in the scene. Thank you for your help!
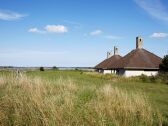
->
[97,69,117,74]
[98,69,104,73]
[103,70,112,74]
[119,69,158,77]
[103,70,117,74]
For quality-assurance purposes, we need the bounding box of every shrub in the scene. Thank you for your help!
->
[139,74,150,83]
[52,66,58,70]
[138,73,168,84]
[39,67,44,71]
[155,73,168,84]
[160,55,168,72]
[75,68,79,71]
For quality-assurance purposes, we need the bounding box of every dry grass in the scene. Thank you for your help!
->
[0,73,162,126]
[84,72,141,83]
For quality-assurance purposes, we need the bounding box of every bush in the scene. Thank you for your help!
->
[39,67,44,71]
[75,68,79,71]
[139,74,151,83]
[52,66,58,70]
[160,55,168,72]
[155,73,168,84]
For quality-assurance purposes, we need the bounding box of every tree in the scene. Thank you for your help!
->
[40,67,45,71]
[53,66,58,70]
[159,55,168,72]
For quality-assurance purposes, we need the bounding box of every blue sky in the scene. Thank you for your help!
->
[0,0,168,67]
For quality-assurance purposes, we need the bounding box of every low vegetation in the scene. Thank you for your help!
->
[0,70,167,125]
[52,66,58,70]
[40,67,45,71]
[85,72,168,84]
[160,55,168,72]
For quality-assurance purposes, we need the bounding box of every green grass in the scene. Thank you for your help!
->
[28,70,168,122]
[0,70,167,125]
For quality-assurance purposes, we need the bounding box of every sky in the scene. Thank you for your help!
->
[0,0,168,67]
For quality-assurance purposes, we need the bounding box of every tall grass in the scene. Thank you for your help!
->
[85,71,168,84]
[0,73,162,126]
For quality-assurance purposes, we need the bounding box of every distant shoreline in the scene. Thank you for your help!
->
[0,66,95,71]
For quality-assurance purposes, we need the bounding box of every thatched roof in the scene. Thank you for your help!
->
[111,48,162,69]
[95,55,122,69]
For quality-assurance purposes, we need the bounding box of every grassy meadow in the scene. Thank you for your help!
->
[0,70,168,126]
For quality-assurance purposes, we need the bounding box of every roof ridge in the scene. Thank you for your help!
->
[95,55,122,69]
[140,49,155,67]
[122,49,136,67]
[142,48,162,59]
[95,48,162,69]
[95,58,109,68]
[106,55,122,68]
[114,48,162,69]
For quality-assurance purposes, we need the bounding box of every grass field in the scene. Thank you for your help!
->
[0,70,168,126]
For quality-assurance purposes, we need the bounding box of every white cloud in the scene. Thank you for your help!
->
[0,10,26,21]
[28,28,45,34]
[45,25,68,33]
[90,30,103,36]
[28,28,39,33]
[89,30,121,40]
[134,0,168,21]
[150,32,168,38]
[28,25,68,34]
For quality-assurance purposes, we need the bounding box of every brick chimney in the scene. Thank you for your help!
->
[136,36,143,49]
[107,51,112,59]
[114,46,119,55]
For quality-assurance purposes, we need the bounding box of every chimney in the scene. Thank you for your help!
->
[136,36,143,49]
[114,46,119,55]
[107,51,112,58]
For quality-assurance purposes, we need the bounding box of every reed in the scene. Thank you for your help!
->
[0,73,162,126]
